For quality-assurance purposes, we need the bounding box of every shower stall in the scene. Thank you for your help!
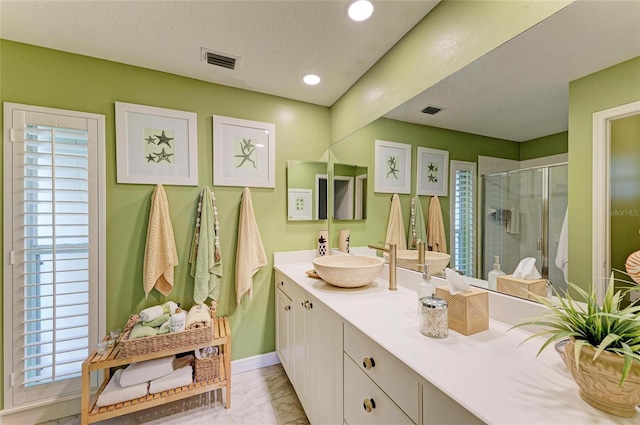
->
[481,164,568,292]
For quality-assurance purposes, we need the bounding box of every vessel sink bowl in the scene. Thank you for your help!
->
[312,255,385,288]
[384,250,451,274]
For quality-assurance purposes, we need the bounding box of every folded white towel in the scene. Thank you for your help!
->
[119,355,175,387]
[139,305,164,323]
[96,369,148,407]
[149,365,193,394]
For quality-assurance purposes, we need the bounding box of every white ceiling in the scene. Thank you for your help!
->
[0,0,439,107]
[385,0,640,142]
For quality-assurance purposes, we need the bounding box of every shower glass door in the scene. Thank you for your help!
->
[482,168,544,289]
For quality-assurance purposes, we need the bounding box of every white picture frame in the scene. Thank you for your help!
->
[288,188,313,220]
[213,115,275,188]
[416,147,449,196]
[374,139,411,194]
[115,102,198,185]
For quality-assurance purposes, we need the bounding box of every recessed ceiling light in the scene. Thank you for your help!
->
[347,0,374,22]
[303,74,321,85]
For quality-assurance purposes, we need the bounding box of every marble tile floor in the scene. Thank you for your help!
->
[39,364,309,425]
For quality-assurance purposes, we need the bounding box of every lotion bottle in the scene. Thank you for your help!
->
[169,308,186,333]
[417,264,436,314]
[488,255,506,289]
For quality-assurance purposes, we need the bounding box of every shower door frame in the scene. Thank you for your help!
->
[480,163,567,284]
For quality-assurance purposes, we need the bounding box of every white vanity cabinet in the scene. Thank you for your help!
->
[274,271,343,425]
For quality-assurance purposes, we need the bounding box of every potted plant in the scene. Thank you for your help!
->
[514,273,640,418]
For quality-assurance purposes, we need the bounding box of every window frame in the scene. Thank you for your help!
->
[3,102,106,410]
[449,160,477,277]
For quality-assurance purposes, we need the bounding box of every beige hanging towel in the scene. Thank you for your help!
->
[143,184,179,298]
[235,187,267,305]
[427,196,448,253]
[385,194,407,250]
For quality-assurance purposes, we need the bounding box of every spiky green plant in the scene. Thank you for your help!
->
[514,273,640,386]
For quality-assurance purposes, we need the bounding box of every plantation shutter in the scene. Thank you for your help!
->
[4,104,104,407]
[450,161,477,277]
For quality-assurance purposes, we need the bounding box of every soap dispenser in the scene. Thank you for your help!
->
[417,264,436,314]
[488,255,506,289]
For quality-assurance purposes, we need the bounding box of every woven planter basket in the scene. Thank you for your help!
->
[194,353,221,382]
[119,305,216,358]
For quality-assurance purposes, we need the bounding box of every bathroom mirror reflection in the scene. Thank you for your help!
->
[286,160,328,221]
[333,163,367,220]
[327,1,639,302]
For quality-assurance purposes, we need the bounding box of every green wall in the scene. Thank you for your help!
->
[330,0,572,143]
[0,39,331,408]
[329,117,519,252]
[568,56,640,291]
[520,131,568,161]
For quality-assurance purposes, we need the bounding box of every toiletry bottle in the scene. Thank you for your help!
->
[169,308,186,333]
[488,255,506,289]
[417,264,435,314]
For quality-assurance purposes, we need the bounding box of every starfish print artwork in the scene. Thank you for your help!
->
[386,156,399,179]
[155,130,174,147]
[155,148,174,163]
[145,153,156,162]
[235,138,257,168]
[427,162,438,173]
[427,173,438,183]
[145,135,156,144]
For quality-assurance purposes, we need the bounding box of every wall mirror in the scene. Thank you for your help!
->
[287,160,328,221]
[328,1,640,302]
[332,163,367,220]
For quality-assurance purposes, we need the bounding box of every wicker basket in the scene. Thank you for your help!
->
[194,352,221,382]
[118,305,216,358]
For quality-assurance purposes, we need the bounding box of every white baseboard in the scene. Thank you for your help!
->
[231,351,280,375]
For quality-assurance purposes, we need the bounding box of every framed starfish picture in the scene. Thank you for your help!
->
[213,115,275,188]
[416,147,449,196]
[115,102,198,185]
[374,139,411,194]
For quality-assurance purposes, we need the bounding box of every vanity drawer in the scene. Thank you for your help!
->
[344,353,414,425]
[274,271,294,298]
[344,324,419,422]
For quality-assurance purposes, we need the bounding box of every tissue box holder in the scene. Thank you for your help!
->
[496,274,547,301]
[435,286,489,336]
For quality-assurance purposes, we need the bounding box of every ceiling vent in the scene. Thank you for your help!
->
[201,48,241,70]
[421,105,445,115]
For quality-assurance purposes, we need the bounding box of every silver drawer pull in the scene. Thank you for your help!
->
[363,398,376,412]
[284,305,291,311]
[278,281,284,287]
[362,357,376,370]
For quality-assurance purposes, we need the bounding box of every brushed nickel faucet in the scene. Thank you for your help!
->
[367,242,397,290]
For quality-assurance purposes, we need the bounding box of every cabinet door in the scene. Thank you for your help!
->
[422,380,484,425]
[309,300,343,425]
[275,287,293,377]
[292,289,312,413]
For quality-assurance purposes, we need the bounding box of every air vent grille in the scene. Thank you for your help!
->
[201,48,240,70]
[421,105,445,115]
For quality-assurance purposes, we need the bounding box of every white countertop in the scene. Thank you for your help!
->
[274,258,638,425]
